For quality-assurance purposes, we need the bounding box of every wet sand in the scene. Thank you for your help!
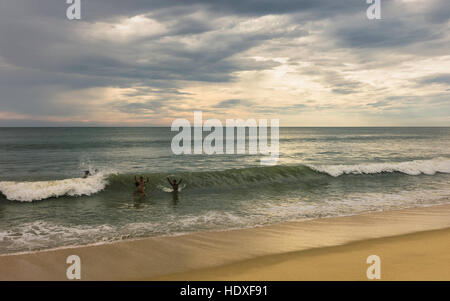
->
[152,228,450,281]
[1,204,450,280]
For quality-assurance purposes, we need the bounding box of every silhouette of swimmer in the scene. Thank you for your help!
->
[82,169,98,178]
[135,176,149,196]
[167,177,182,192]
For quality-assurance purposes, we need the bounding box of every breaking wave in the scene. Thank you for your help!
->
[309,157,450,177]
[0,172,109,202]
[1,157,449,202]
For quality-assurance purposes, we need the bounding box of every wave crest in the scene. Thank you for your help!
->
[1,158,449,202]
[309,157,450,177]
[0,173,108,202]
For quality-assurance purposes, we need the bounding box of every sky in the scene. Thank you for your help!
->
[0,0,448,126]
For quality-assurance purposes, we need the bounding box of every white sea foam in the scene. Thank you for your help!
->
[157,183,186,193]
[308,157,450,177]
[0,221,117,254]
[0,173,108,202]
[1,189,449,255]
[0,212,248,254]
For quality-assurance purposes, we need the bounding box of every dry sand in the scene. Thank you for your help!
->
[1,204,450,281]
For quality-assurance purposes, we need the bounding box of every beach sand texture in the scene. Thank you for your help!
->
[1,204,449,281]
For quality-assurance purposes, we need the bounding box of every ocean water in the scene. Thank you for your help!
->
[0,127,449,254]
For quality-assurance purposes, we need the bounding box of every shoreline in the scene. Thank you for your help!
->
[1,203,450,280]
[1,202,448,258]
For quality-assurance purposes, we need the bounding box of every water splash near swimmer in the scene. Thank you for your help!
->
[157,183,186,193]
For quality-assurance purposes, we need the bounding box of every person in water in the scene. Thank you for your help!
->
[135,176,149,196]
[82,170,91,178]
[167,177,182,192]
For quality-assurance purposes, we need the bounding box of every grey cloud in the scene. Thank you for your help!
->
[328,0,449,53]
[11,0,365,20]
[0,6,283,83]
[251,103,307,114]
[334,22,441,49]
[367,100,391,108]
[302,69,365,95]
[0,0,448,125]
[213,99,252,108]
[0,2,287,120]
[418,74,450,86]
[368,93,450,110]
[424,0,450,24]
[0,119,106,127]
[212,99,308,114]
[122,87,193,98]
[332,89,354,95]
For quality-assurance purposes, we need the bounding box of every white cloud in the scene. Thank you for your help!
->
[80,15,168,43]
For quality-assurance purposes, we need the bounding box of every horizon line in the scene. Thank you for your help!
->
[0,126,449,128]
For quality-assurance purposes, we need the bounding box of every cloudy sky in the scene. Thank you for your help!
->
[0,0,448,126]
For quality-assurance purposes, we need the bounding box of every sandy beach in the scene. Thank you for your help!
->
[1,204,450,281]
[152,228,450,281]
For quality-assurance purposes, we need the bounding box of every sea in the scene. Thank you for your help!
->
[0,127,449,254]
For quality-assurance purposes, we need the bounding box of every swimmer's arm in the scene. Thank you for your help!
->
[167,177,172,185]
